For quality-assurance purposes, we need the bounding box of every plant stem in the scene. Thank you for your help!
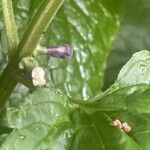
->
[1,0,19,58]
[17,0,65,58]
[0,0,65,109]
[15,70,36,91]
[0,62,18,110]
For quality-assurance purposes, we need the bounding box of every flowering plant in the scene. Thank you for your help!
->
[0,0,150,149]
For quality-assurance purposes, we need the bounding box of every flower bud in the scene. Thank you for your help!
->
[19,57,46,87]
[31,67,46,87]
[122,122,131,133]
[46,44,73,59]
[112,119,123,129]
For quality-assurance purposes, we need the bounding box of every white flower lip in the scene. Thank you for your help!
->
[31,67,46,87]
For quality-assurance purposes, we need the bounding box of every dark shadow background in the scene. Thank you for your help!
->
[103,0,150,90]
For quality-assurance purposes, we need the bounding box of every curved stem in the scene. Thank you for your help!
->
[17,0,65,58]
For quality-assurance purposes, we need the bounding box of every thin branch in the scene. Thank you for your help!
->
[17,0,65,58]
[1,0,19,58]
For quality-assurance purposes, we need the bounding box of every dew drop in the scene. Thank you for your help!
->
[140,63,148,75]
[19,135,25,140]
[65,130,72,138]
[35,126,41,131]
[79,65,85,79]
[54,90,58,95]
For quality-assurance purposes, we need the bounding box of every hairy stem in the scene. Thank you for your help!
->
[1,0,19,58]
[17,0,65,58]
[0,62,18,110]
[0,0,65,109]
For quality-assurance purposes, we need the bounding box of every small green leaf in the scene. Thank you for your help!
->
[116,50,150,86]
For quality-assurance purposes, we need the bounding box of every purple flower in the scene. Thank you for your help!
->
[46,44,73,59]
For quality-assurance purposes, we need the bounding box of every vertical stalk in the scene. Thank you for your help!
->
[0,0,65,109]
[0,62,18,110]
[1,0,19,58]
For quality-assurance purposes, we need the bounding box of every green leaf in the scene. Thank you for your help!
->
[1,0,123,99]
[38,0,123,99]
[0,134,8,145]
[0,0,123,99]
[1,53,150,149]
[103,50,150,96]
[2,85,150,149]
[2,1,150,150]
[110,50,150,90]
[90,86,150,150]
[70,110,141,150]
[0,88,73,149]
[0,88,69,128]
[67,50,150,149]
